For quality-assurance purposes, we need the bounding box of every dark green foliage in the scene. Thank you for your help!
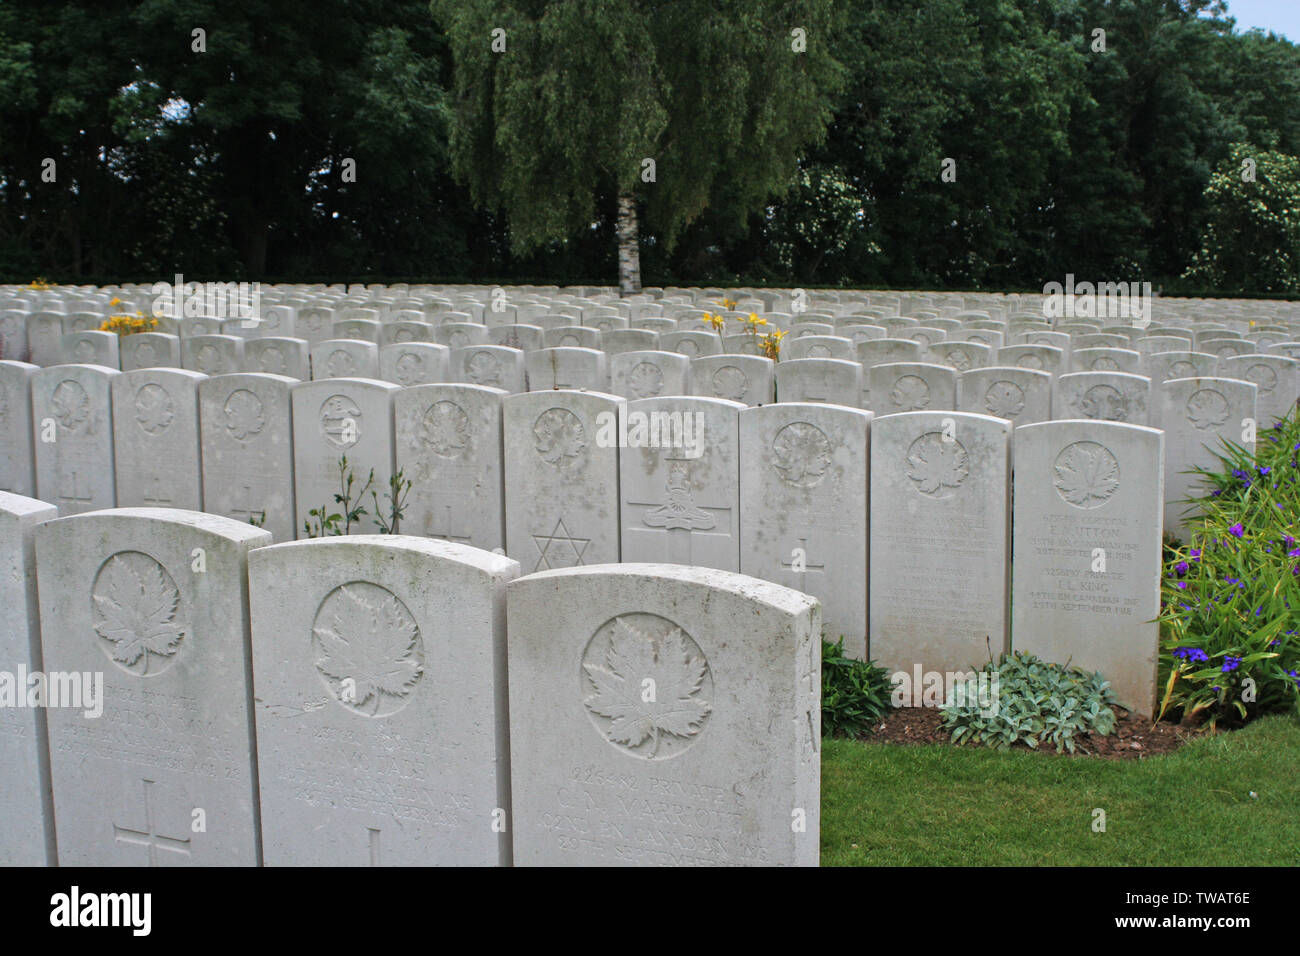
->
[820,638,892,738]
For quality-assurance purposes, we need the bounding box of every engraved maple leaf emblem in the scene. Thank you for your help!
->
[890,375,931,411]
[467,351,502,386]
[984,381,1025,419]
[223,389,266,440]
[533,408,586,468]
[1054,442,1120,508]
[627,362,663,398]
[1186,389,1229,431]
[583,617,712,757]
[51,381,90,429]
[134,384,174,434]
[92,554,187,674]
[314,584,423,716]
[420,401,469,458]
[772,421,832,487]
[906,432,969,497]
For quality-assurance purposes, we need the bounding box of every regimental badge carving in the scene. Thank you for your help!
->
[1091,356,1120,371]
[533,407,587,472]
[711,366,748,401]
[326,350,356,378]
[466,351,503,387]
[946,348,972,371]
[772,421,832,488]
[676,339,700,357]
[51,380,90,431]
[223,388,266,442]
[320,394,362,447]
[420,401,470,459]
[644,460,714,530]
[1054,441,1120,509]
[984,381,1025,419]
[134,341,158,367]
[906,431,969,498]
[627,362,664,399]
[302,311,324,332]
[448,330,469,349]
[312,582,424,717]
[1074,383,1129,421]
[890,375,931,411]
[195,344,223,374]
[73,339,96,363]
[257,346,285,373]
[134,383,175,435]
[1016,353,1044,370]
[1170,361,1197,379]
[1245,364,1277,394]
[92,551,188,676]
[394,352,423,386]
[581,613,713,759]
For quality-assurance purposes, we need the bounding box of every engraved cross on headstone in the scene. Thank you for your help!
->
[781,535,826,592]
[113,778,192,865]
[426,502,472,544]
[228,483,264,524]
[142,473,172,506]
[58,470,93,509]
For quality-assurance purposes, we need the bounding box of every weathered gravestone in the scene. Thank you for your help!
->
[120,332,181,372]
[292,378,398,536]
[690,355,774,407]
[775,358,863,407]
[199,373,297,543]
[312,339,380,381]
[1145,350,1217,383]
[1011,421,1164,717]
[244,336,310,380]
[249,536,518,866]
[957,366,1053,426]
[866,362,958,414]
[526,347,608,391]
[379,342,450,387]
[36,508,271,864]
[395,383,507,551]
[1155,377,1256,541]
[619,397,743,572]
[182,334,244,376]
[507,563,820,866]
[32,364,119,515]
[739,403,871,660]
[453,345,527,394]
[1054,371,1151,425]
[61,331,120,369]
[0,492,58,865]
[609,351,691,401]
[1220,354,1299,428]
[929,341,993,372]
[111,368,205,512]
[503,390,624,571]
[0,361,37,497]
[869,412,1011,674]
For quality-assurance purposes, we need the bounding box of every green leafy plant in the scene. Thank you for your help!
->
[1157,408,1300,728]
[303,455,373,538]
[370,469,413,535]
[821,638,892,738]
[939,652,1121,754]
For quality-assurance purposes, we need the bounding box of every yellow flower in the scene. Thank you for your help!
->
[705,312,725,332]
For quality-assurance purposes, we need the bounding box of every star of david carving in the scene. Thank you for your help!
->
[532,517,590,570]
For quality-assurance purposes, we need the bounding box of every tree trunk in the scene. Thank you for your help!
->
[616,192,642,296]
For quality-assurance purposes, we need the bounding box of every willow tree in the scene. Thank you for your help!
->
[432,0,842,293]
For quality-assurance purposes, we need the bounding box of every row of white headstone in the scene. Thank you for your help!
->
[0,497,820,866]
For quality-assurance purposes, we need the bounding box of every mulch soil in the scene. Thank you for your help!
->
[855,706,1219,759]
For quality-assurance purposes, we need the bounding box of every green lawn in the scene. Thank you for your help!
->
[820,714,1300,866]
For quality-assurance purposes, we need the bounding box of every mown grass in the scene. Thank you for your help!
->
[820,714,1300,866]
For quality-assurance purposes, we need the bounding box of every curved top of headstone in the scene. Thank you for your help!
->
[513,561,820,617]
[0,489,57,518]
[43,506,271,545]
[249,533,518,577]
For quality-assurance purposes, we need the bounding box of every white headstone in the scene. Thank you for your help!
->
[1011,421,1164,717]
[507,564,820,866]
[776,358,863,406]
[245,337,310,380]
[379,342,450,387]
[1220,354,1299,428]
[609,351,691,401]
[120,332,181,372]
[32,364,119,515]
[199,373,297,543]
[36,508,271,864]
[453,345,527,394]
[248,536,518,865]
[957,367,1053,426]
[1054,371,1151,425]
[182,334,244,375]
[866,362,958,414]
[111,368,206,511]
[689,355,774,406]
[0,361,37,497]
[312,339,380,380]
[526,347,607,391]
[869,412,1011,674]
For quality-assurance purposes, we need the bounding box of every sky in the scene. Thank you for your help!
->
[1217,0,1300,41]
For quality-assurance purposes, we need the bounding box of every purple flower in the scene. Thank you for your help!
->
[1190,549,1202,561]
[1175,561,1189,575]
[1177,581,1188,590]
[1289,548,1300,558]
[1222,656,1242,673]
[1229,523,1245,538]
[1173,647,1209,663]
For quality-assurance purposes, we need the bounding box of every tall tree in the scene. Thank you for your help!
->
[433,0,843,293]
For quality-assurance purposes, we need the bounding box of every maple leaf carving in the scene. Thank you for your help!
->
[223,389,266,441]
[51,380,90,429]
[533,408,586,469]
[711,366,748,401]
[467,351,502,386]
[583,617,711,756]
[134,384,175,434]
[627,362,663,398]
[890,375,931,411]
[420,401,469,458]
[906,433,969,497]
[1186,389,1229,431]
[314,584,423,715]
[1054,442,1120,508]
[93,554,187,672]
[772,421,832,487]
[984,381,1025,419]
